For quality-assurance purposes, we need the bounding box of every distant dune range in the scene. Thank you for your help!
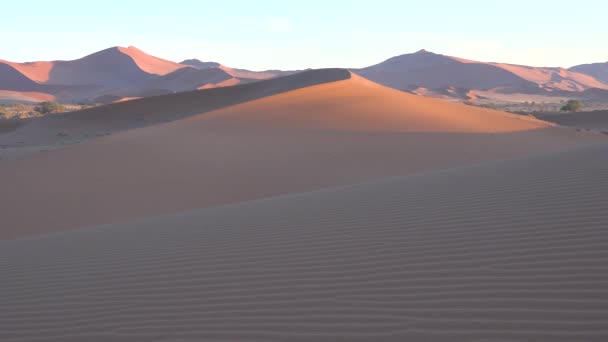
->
[355,50,608,98]
[0,46,296,103]
[0,69,603,239]
[1,46,608,104]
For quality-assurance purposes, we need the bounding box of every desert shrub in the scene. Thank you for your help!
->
[35,101,65,114]
[560,100,582,112]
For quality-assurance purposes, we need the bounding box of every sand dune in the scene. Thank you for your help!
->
[181,58,298,80]
[0,47,190,102]
[493,63,607,91]
[145,67,235,93]
[46,47,164,87]
[356,50,535,91]
[116,46,185,76]
[201,73,556,132]
[0,69,603,239]
[1,144,607,341]
[0,59,54,83]
[0,62,41,91]
[356,50,608,96]
[570,61,608,84]
[197,77,242,89]
[0,48,290,104]
[3,47,607,104]
[0,69,352,147]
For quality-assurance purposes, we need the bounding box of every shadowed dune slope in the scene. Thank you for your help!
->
[1,144,608,341]
[147,67,234,93]
[0,69,351,146]
[46,47,162,87]
[62,68,353,122]
[356,50,536,91]
[0,70,604,238]
[0,62,40,91]
[537,110,608,131]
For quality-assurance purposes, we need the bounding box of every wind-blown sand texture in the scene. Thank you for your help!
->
[1,69,607,341]
[1,143,608,341]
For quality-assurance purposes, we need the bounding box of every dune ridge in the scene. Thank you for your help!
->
[1,143,607,341]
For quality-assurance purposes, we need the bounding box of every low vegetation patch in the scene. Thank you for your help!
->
[560,100,583,112]
[35,102,66,115]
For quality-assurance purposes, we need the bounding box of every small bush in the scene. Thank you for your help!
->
[35,101,65,114]
[560,100,582,112]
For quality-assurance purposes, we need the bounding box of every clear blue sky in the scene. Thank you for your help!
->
[1,0,606,70]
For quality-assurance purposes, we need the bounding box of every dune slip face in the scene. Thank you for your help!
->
[1,144,608,342]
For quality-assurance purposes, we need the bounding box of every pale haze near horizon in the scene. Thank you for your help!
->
[1,0,606,70]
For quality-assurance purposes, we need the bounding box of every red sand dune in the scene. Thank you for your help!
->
[0,47,287,102]
[0,69,603,239]
[492,63,608,91]
[356,49,608,94]
[0,62,41,91]
[1,46,185,87]
[198,77,242,89]
[569,61,608,84]
[116,46,185,75]
[146,67,235,93]
[0,59,54,83]
[3,47,607,104]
